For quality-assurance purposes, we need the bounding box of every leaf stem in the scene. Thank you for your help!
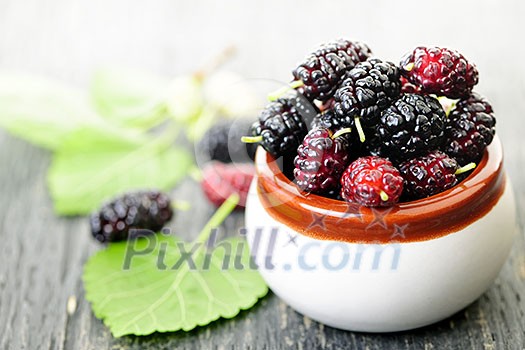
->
[156,122,181,150]
[189,165,203,182]
[171,200,191,211]
[132,103,170,130]
[195,193,240,244]
[62,123,183,202]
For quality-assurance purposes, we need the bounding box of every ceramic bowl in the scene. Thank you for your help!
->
[245,136,516,332]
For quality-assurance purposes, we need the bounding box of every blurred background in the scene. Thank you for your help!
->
[1,1,524,349]
[1,0,523,90]
[1,0,523,171]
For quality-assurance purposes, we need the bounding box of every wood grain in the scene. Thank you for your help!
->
[1,0,524,349]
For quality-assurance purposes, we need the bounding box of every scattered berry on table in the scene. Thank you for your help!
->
[293,39,372,102]
[197,119,257,164]
[400,46,479,99]
[398,150,477,200]
[201,162,255,209]
[443,92,496,164]
[333,58,401,142]
[340,156,404,207]
[246,96,317,159]
[294,127,352,194]
[375,93,446,161]
[90,190,173,243]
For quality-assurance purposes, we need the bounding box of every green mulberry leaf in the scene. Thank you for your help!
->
[83,195,268,337]
[47,125,192,215]
[83,196,268,337]
[91,68,170,130]
[84,235,267,337]
[0,73,104,150]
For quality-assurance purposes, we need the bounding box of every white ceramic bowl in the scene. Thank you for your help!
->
[245,136,516,332]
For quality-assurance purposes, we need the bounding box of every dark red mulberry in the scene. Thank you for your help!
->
[293,39,372,101]
[443,92,496,164]
[400,46,479,99]
[340,156,404,207]
[90,190,173,243]
[294,128,352,194]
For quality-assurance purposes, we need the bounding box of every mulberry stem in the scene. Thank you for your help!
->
[267,80,304,101]
[241,135,263,144]
[455,162,476,175]
[403,62,415,72]
[354,117,366,142]
[437,96,458,117]
[331,128,352,140]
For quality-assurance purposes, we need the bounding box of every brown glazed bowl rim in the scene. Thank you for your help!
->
[254,136,506,243]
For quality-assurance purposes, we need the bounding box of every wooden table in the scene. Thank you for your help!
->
[1,0,524,349]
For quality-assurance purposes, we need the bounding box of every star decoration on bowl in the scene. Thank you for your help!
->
[390,223,409,240]
[307,212,328,231]
[366,207,394,230]
[337,202,365,223]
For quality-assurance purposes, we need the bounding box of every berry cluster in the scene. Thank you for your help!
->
[246,40,496,207]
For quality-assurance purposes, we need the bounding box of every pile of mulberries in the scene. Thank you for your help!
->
[246,40,496,207]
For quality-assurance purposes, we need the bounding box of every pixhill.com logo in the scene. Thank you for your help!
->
[121,227,402,272]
